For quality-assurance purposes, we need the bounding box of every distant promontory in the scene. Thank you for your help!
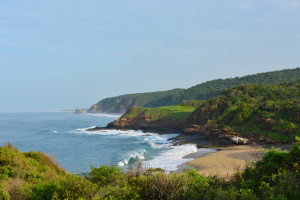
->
[74,109,85,114]
[87,68,300,114]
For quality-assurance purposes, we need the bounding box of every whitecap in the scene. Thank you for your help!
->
[143,144,199,172]
[85,113,122,119]
[118,149,147,167]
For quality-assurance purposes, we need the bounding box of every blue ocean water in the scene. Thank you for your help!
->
[0,112,197,172]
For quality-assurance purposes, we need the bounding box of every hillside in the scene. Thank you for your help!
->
[87,88,184,113]
[105,100,202,133]
[192,79,300,143]
[87,67,300,113]
[102,79,300,146]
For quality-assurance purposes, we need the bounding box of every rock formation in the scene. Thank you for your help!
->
[74,109,85,114]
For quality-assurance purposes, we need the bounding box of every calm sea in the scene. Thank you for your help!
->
[0,111,197,172]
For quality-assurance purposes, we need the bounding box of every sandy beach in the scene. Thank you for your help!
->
[177,144,292,178]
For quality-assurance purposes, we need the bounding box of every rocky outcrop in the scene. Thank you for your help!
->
[74,109,85,114]
[106,116,182,133]
[86,104,293,147]
[229,137,250,144]
[204,129,283,146]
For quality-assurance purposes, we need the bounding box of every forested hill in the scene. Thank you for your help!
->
[87,68,300,113]
[87,88,184,113]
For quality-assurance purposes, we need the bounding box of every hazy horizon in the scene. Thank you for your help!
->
[1,1,299,111]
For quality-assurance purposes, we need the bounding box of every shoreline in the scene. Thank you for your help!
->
[175,148,219,172]
[175,144,293,177]
[86,127,296,174]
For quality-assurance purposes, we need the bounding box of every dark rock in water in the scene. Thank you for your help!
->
[86,126,104,131]
[74,109,85,114]
[142,134,152,136]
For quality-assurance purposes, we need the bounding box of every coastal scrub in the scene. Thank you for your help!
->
[1,140,300,199]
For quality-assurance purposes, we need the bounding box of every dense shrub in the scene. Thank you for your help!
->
[2,141,300,199]
[86,165,124,186]
[194,79,300,142]
[33,175,97,200]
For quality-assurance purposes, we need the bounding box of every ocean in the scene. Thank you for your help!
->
[0,111,198,173]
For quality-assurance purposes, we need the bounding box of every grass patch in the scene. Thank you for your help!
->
[123,103,198,122]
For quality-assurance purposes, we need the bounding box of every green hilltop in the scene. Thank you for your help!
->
[114,79,300,143]
[87,88,184,113]
[88,68,300,114]
[193,79,300,142]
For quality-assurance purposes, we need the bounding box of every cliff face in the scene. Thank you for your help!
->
[105,105,196,132]
[107,113,182,133]
[104,103,219,136]
[102,105,284,147]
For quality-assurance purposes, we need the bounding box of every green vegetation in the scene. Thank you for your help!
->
[123,100,201,121]
[87,88,184,113]
[3,140,300,199]
[194,79,300,142]
[88,68,300,113]
[0,142,96,199]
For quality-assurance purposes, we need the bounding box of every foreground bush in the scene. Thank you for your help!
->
[1,141,300,199]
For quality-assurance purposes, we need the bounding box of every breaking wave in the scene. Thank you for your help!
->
[63,126,209,171]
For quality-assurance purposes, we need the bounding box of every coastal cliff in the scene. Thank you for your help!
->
[89,80,300,147]
[106,101,201,133]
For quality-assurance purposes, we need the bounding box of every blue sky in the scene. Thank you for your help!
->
[0,0,299,111]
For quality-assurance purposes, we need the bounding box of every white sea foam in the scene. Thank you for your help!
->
[85,113,122,118]
[68,126,204,171]
[117,149,146,166]
[143,144,199,172]
[72,128,174,140]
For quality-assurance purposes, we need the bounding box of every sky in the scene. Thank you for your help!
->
[0,0,299,111]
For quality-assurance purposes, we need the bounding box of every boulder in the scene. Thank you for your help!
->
[74,109,84,114]
[238,138,250,144]
[229,136,250,144]
[230,137,239,144]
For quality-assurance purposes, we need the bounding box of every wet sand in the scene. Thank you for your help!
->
[176,144,292,177]
[175,149,219,172]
